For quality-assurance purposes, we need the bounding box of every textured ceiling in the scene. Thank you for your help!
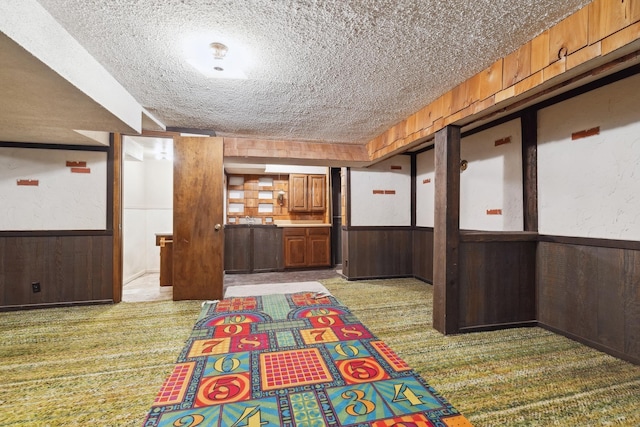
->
[27,0,590,145]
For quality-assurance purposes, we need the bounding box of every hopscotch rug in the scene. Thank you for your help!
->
[142,292,473,426]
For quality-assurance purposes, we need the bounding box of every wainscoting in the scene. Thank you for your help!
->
[0,232,113,310]
[538,237,640,364]
[342,226,639,363]
[341,226,413,279]
[412,227,434,283]
[458,232,537,331]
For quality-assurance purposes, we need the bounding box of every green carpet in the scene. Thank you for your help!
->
[320,277,640,426]
[0,300,202,426]
[0,278,638,426]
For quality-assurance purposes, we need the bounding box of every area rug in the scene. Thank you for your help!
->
[142,292,473,426]
[224,281,330,297]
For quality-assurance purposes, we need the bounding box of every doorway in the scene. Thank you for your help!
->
[120,135,174,302]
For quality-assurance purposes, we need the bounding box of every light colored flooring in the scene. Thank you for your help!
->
[122,268,341,302]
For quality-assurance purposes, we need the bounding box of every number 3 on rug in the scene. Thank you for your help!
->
[342,389,376,416]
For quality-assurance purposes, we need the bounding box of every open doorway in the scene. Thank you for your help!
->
[121,135,174,302]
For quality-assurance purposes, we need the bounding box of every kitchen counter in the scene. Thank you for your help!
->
[225,222,331,228]
[224,224,277,228]
[273,220,331,228]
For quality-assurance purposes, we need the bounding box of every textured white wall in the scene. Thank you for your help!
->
[538,74,640,240]
[460,119,524,231]
[416,149,435,227]
[123,160,146,282]
[350,155,411,226]
[0,147,107,230]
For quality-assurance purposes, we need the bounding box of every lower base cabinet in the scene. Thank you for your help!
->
[283,227,331,268]
[224,226,283,273]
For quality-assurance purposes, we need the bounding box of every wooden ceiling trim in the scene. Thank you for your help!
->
[366,0,640,162]
[223,137,370,164]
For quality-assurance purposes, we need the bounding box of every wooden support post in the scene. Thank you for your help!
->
[411,153,417,227]
[433,125,461,334]
[521,108,538,231]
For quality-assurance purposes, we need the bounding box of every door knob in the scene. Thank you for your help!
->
[214,224,222,231]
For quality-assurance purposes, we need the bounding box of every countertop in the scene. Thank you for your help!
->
[225,221,331,228]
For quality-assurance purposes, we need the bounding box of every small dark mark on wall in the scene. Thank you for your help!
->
[572,127,600,140]
[495,136,512,147]
[66,161,87,167]
[70,167,91,174]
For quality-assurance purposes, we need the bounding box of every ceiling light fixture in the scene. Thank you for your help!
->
[210,42,228,71]
[210,42,228,59]
[182,35,251,79]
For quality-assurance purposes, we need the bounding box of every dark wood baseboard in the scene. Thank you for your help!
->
[539,323,639,366]
[459,320,538,334]
[0,299,113,312]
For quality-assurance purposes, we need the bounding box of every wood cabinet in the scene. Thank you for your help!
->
[224,225,283,273]
[289,174,326,212]
[283,227,331,268]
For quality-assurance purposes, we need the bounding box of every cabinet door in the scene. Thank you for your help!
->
[309,175,326,212]
[284,228,307,267]
[253,227,283,272]
[289,174,308,212]
[224,227,252,273]
[307,228,331,267]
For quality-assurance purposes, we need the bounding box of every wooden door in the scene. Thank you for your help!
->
[173,136,224,300]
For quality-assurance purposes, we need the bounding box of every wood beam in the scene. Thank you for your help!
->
[521,109,538,231]
[433,125,461,335]
[223,137,370,165]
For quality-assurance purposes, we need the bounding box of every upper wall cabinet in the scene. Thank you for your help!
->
[289,174,326,212]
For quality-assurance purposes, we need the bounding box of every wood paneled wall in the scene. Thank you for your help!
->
[342,227,413,279]
[412,228,434,283]
[458,232,538,331]
[340,227,639,362]
[0,234,113,309]
[538,239,640,364]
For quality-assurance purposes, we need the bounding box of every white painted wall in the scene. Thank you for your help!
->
[123,158,173,283]
[416,149,435,227]
[123,160,146,282]
[0,147,107,230]
[144,160,173,273]
[350,155,411,226]
[460,119,524,231]
[538,73,640,240]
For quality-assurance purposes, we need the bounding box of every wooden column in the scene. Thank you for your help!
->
[521,108,538,231]
[411,153,417,227]
[433,125,461,334]
[110,133,123,303]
